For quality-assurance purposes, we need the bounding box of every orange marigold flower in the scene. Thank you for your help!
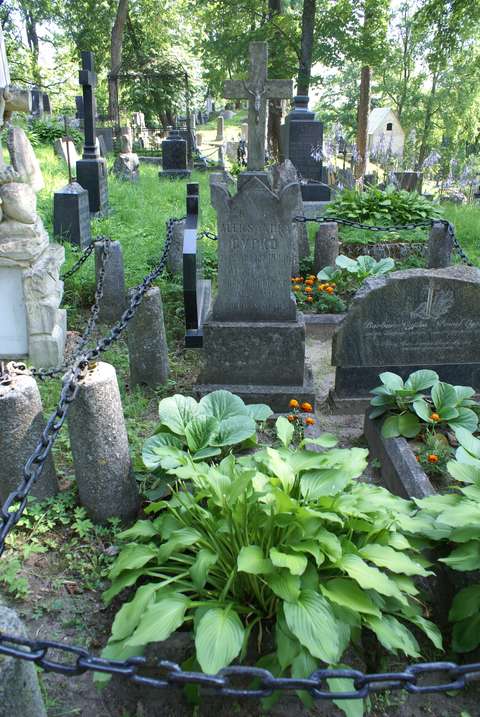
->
[301,402,313,413]
[308,275,316,281]
[293,284,301,291]
[297,277,304,282]
[287,414,297,423]
[326,286,334,294]
[306,296,314,302]
[427,454,439,463]
[430,413,441,422]
[305,278,314,286]
[289,399,299,409]
[305,416,315,426]
[304,287,313,294]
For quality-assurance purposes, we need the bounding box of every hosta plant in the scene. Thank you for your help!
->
[101,419,441,715]
[318,254,395,283]
[370,370,479,438]
[324,185,442,225]
[411,428,480,653]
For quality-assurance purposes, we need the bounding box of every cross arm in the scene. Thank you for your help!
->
[265,79,293,100]
[223,80,249,100]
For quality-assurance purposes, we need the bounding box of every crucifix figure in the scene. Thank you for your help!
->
[223,42,293,172]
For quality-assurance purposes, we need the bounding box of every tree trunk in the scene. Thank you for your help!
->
[19,4,41,83]
[297,0,316,96]
[108,0,129,125]
[416,71,439,170]
[355,65,371,179]
[267,0,283,161]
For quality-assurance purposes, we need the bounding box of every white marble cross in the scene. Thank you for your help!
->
[223,42,293,171]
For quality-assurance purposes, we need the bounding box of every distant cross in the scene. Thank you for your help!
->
[79,51,99,160]
[223,42,293,171]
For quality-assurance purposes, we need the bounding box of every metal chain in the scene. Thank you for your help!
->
[198,230,218,241]
[0,219,178,556]
[60,242,95,281]
[0,632,478,699]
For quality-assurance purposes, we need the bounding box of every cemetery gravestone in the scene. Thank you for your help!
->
[331,266,480,412]
[76,51,109,215]
[30,87,44,117]
[42,93,51,115]
[394,171,423,192]
[54,137,79,165]
[113,134,140,181]
[159,128,190,179]
[216,116,224,141]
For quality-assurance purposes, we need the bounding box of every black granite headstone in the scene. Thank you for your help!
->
[96,127,114,153]
[42,93,51,115]
[281,96,324,182]
[75,51,109,215]
[53,182,92,248]
[31,88,44,117]
[159,129,191,179]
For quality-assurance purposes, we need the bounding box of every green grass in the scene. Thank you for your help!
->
[442,202,480,264]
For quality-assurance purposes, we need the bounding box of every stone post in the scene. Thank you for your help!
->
[0,606,47,717]
[67,362,139,523]
[216,116,224,141]
[95,240,126,323]
[314,222,339,273]
[0,373,58,503]
[166,218,185,275]
[127,287,169,388]
[196,132,203,147]
[427,222,453,268]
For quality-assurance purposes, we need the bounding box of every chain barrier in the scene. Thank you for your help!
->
[0,219,178,556]
[2,217,480,700]
[60,242,95,281]
[0,632,478,700]
[198,230,218,241]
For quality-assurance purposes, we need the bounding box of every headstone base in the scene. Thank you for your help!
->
[301,183,331,202]
[159,169,191,179]
[327,391,371,415]
[76,158,109,216]
[197,363,315,413]
[302,201,331,218]
[53,182,91,248]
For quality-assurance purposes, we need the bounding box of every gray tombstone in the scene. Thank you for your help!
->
[331,266,480,412]
[54,138,79,166]
[159,129,190,179]
[127,286,169,388]
[216,116,224,141]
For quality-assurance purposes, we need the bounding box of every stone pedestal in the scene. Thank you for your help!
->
[76,157,109,215]
[53,181,91,247]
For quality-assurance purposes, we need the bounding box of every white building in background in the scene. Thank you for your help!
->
[368,107,405,157]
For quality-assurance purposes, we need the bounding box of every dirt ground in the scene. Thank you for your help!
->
[3,333,480,716]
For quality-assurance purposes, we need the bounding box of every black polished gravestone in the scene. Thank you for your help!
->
[75,51,109,216]
[53,117,92,248]
[159,129,191,179]
[281,96,331,202]
[182,183,211,347]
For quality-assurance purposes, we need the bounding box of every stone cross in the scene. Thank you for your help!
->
[79,51,99,160]
[223,42,293,171]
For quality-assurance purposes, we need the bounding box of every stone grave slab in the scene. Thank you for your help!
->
[330,266,480,413]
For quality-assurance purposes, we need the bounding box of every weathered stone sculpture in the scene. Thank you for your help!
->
[113,134,140,181]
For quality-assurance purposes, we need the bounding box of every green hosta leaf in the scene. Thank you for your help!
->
[337,554,405,601]
[193,446,222,461]
[111,583,160,642]
[454,385,476,404]
[449,408,479,433]
[381,415,401,438]
[397,412,421,438]
[126,593,188,647]
[379,372,404,391]
[270,547,307,576]
[320,578,381,617]
[302,433,338,449]
[452,613,480,653]
[315,528,342,562]
[267,570,301,602]
[158,395,199,435]
[95,638,145,684]
[455,427,480,459]
[109,544,157,579]
[412,398,432,423]
[440,541,480,571]
[157,528,202,564]
[300,469,350,500]
[373,257,395,275]
[195,607,245,674]
[102,569,146,605]
[237,545,273,575]
[447,460,480,484]
[328,664,365,717]
[292,648,319,708]
[142,433,185,471]
[365,615,420,657]
[431,381,458,412]
[358,544,431,577]
[117,520,159,541]
[276,415,294,448]
[404,370,439,392]
[264,448,296,492]
[185,416,220,452]
[212,415,256,447]
[284,590,342,663]
[336,254,359,272]
[291,541,324,567]
[449,584,480,622]
[198,390,248,421]
[406,615,443,650]
[438,502,480,527]
[276,614,301,669]
[246,403,273,421]
[190,549,218,589]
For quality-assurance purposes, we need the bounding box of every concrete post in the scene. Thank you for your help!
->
[0,373,58,503]
[67,362,139,523]
[95,240,126,323]
[0,606,47,717]
[166,219,185,275]
[427,222,453,268]
[314,222,340,274]
[127,287,169,388]
[216,116,224,142]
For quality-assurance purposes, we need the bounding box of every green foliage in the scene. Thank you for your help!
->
[325,186,443,226]
[370,371,480,438]
[318,254,395,282]
[28,119,83,147]
[102,422,440,714]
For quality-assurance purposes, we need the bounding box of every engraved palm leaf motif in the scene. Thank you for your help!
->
[410,286,454,320]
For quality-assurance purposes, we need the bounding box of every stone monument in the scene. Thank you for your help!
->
[113,134,140,181]
[330,266,480,412]
[76,51,109,216]
[159,128,190,179]
[197,42,313,410]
